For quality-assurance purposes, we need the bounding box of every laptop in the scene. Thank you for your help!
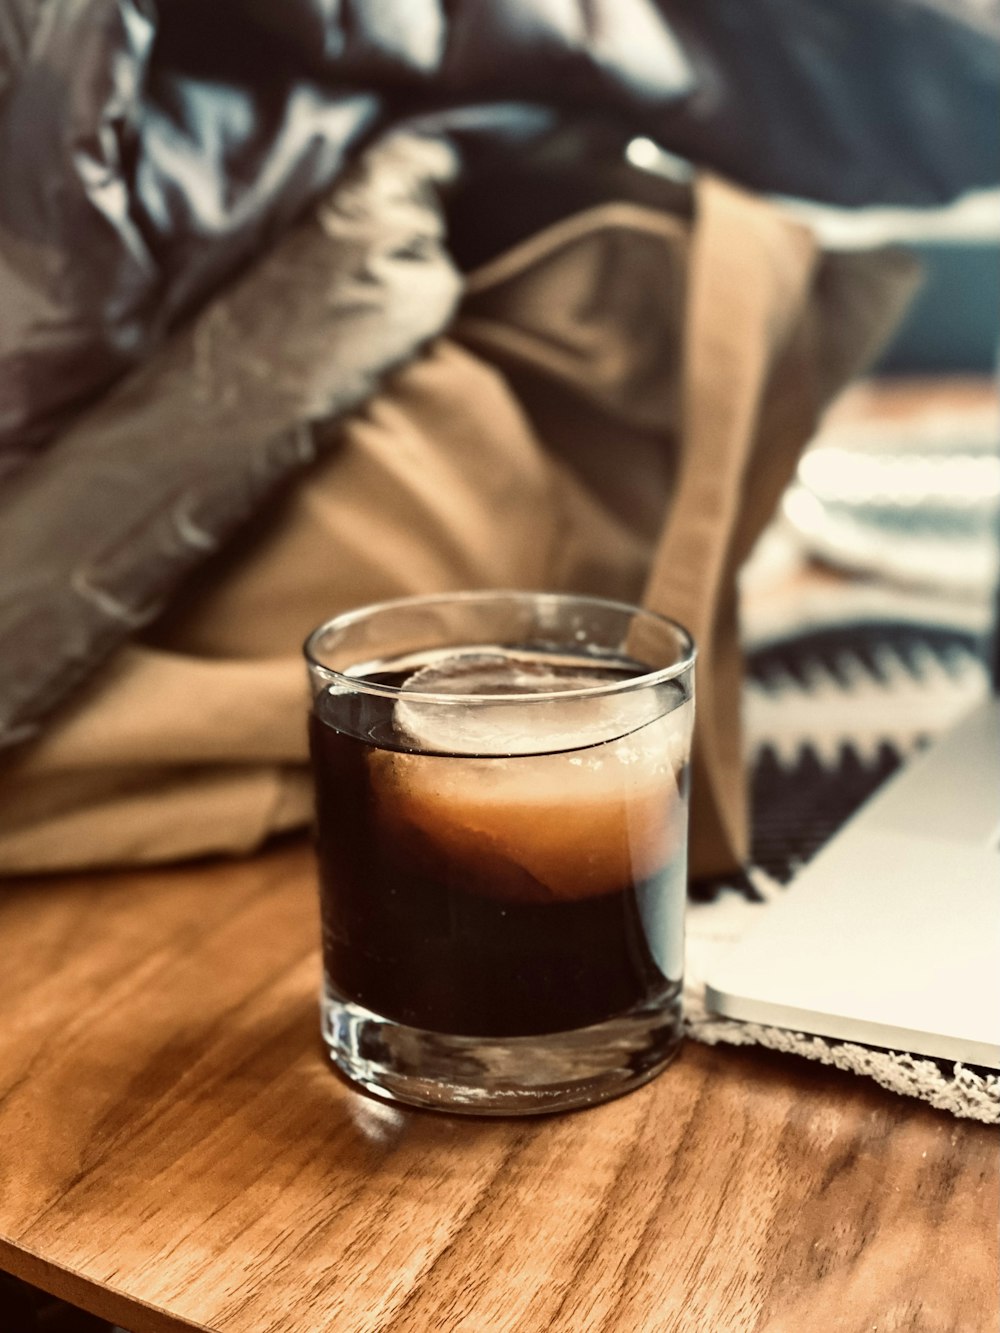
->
[704,572,1000,1069]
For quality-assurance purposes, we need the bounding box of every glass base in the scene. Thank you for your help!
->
[321,983,683,1115]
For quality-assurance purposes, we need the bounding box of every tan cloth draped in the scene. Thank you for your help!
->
[0,177,917,877]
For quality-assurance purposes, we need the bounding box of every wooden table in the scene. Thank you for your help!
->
[0,838,996,1333]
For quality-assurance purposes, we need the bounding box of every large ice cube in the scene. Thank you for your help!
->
[372,651,693,902]
[393,650,672,757]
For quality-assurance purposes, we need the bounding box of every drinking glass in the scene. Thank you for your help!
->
[304,591,695,1113]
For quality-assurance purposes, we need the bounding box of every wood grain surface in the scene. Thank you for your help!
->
[0,839,996,1333]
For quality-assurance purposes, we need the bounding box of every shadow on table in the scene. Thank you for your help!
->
[0,1270,127,1332]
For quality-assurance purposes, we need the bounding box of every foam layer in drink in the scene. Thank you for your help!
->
[369,651,692,902]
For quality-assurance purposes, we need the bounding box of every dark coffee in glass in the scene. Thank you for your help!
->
[305,594,695,1114]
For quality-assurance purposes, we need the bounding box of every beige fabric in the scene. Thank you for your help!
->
[0,340,640,872]
[0,176,917,876]
[453,182,917,876]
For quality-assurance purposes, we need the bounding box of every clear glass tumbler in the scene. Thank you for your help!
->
[304,591,695,1114]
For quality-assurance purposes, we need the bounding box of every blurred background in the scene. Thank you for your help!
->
[737,187,998,886]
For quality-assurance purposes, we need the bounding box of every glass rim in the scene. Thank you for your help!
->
[303,590,696,705]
